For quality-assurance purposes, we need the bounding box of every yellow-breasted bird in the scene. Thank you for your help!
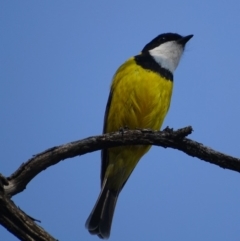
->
[85,33,193,239]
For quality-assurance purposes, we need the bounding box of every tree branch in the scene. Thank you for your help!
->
[3,126,240,198]
[2,126,240,241]
[0,177,58,241]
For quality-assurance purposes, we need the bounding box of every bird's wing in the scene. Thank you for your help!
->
[101,89,113,185]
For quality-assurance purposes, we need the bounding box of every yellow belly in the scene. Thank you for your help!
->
[104,57,173,190]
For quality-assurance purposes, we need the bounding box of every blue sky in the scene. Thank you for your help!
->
[1,1,240,240]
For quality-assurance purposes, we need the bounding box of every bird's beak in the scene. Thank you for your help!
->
[178,35,194,46]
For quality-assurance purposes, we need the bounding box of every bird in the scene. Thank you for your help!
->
[85,32,193,239]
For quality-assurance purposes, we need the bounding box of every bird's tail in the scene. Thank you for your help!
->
[85,180,118,239]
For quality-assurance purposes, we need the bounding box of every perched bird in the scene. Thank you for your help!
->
[85,33,193,239]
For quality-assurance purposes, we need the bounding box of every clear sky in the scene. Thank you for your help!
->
[1,1,240,241]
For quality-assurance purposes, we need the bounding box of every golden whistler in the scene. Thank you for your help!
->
[86,33,193,239]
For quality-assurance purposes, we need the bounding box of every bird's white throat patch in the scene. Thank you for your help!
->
[149,41,184,73]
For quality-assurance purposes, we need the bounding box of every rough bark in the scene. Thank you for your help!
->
[1,126,240,240]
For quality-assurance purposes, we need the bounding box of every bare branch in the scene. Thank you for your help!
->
[4,126,240,198]
[1,126,240,241]
[0,178,58,241]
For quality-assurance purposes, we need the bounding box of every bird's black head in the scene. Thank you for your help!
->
[142,33,193,53]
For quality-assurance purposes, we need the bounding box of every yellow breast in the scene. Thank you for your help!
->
[104,57,173,189]
[106,57,173,133]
